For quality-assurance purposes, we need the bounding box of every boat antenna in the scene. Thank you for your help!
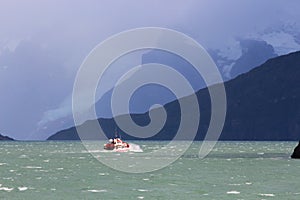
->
[115,127,122,139]
[114,127,118,138]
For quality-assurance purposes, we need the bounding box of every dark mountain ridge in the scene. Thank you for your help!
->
[48,51,300,141]
[0,133,14,141]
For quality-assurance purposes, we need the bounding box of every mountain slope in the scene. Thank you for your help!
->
[44,39,279,137]
[221,51,300,140]
[230,39,277,78]
[0,133,14,141]
[48,51,300,141]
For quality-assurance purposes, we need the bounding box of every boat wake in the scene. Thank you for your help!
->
[88,142,143,153]
[128,143,143,152]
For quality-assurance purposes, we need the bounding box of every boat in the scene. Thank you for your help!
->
[103,137,130,151]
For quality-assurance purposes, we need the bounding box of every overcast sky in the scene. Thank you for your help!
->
[0,0,300,140]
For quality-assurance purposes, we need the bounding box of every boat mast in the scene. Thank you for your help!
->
[114,127,119,138]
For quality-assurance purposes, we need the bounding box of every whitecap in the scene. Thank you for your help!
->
[18,187,28,191]
[228,183,241,186]
[99,173,109,176]
[259,193,275,197]
[138,189,149,192]
[0,187,14,192]
[0,163,7,166]
[3,177,13,180]
[137,196,144,199]
[23,166,42,169]
[227,191,240,194]
[87,189,107,193]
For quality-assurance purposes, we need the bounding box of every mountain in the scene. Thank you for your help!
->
[95,49,204,118]
[220,51,300,140]
[209,39,277,79]
[94,39,277,118]
[291,141,300,158]
[48,51,300,141]
[0,133,14,141]
[229,39,277,78]
[41,38,279,137]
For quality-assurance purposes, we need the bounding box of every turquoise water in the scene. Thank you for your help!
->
[0,141,299,199]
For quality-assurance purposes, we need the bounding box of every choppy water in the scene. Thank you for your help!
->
[0,141,299,199]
